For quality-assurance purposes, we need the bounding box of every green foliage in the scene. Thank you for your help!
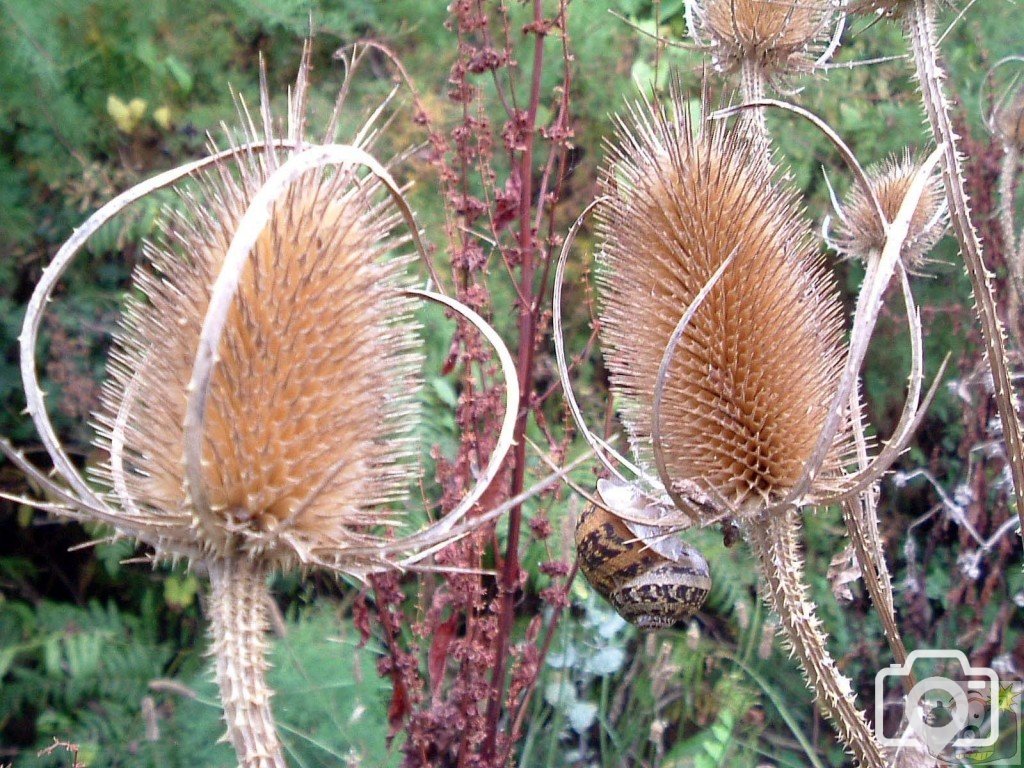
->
[0,598,172,767]
[156,609,397,768]
[0,602,394,767]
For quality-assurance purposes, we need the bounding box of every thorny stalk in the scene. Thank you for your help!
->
[908,0,1024,527]
[748,510,887,768]
[207,560,285,768]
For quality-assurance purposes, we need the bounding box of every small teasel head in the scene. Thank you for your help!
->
[595,92,849,519]
[689,0,838,80]
[830,149,948,268]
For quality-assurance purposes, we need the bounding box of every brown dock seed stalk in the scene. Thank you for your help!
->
[831,150,948,269]
[555,91,947,767]
[1,52,518,768]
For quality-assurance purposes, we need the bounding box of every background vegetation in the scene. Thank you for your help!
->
[1,0,1022,765]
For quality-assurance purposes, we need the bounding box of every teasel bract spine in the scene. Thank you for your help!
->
[2,48,519,768]
[592,92,889,766]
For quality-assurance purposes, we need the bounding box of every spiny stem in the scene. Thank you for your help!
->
[748,510,887,768]
[843,386,911,681]
[739,56,771,163]
[908,0,1024,526]
[841,496,910,665]
[208,559,285,768]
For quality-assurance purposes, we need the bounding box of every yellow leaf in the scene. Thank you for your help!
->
[127,97,148,121]
[106,94,134,133]
[153,105,172,131]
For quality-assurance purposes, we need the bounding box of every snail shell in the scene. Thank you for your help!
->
[575,479,712,629]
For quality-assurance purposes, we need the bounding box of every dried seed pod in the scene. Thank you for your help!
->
[95,160,422,570]
[575,479,711,629]
[831,150,948,268]
[690,0,837,80]
[596,95,849,517]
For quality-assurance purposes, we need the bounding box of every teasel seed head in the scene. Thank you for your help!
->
[595,94,849,518]
[93,155,423,571]
[689,0,838,81]
[831,150,948,268]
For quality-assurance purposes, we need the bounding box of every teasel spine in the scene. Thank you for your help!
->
[907,0,1024,526]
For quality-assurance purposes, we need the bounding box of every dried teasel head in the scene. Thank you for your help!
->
[5,49,518,579]
[689,0,838,80]
[94,156,424,571]
[595,94,849,518]
[830,150,947,268]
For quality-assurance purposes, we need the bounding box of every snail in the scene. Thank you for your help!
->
[575,478,712,629]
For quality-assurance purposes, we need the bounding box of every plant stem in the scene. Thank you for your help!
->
[748,510,886,768]
[482,0,547,759]
[739,57,771,164]
[908,0,1024,527]
[843,386,911,681]
[207,558,285,768]
[999,145,1023,328]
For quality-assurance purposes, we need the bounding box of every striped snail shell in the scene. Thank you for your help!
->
[575,478,712,629]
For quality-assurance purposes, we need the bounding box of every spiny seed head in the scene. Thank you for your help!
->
[94,141,422,570]
[693,0,836,79]
[832,150,947,268]
[596,94,848,517]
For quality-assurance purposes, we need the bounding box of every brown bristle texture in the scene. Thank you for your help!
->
[595,96,848,516]
[695,0,835,77]
[833,150,947,267]
[94,151,422,568]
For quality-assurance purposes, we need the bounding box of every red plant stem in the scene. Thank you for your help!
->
[482,0,547,761]
[501,562,580,765]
